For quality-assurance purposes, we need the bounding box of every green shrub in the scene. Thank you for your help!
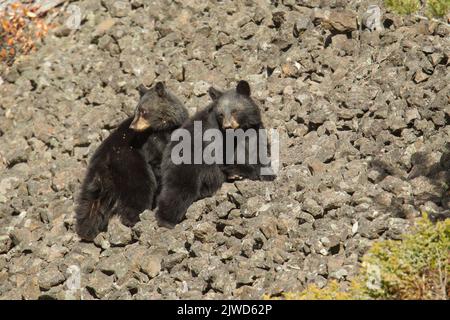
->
[427,0,450,17]
[265,215,449,300]
[384,0,450,17]
[384,0,420,14]
[362,215,449,299]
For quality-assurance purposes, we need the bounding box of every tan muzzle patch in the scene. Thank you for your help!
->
[230,116,240,129]
[130,115,151,131]
[223,116,240,129]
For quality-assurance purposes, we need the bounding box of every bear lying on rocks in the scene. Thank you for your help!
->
[156,80,276,228]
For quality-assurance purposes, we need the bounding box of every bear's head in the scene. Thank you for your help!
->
[208,80,262,130]
[130,82,188,132]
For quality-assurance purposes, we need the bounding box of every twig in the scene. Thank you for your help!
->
[286,264,302,270]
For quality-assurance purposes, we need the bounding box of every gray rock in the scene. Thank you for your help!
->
[162,252,187,271]
[215,201,235,219]
[86,271,114,298]
[103,0,131,18]
[386,218,411,240]
[379,176,412,198]
[38,265,65,290]
[414,70,429,83]
[294,14,312,36]
[0,235,12,254]
[259,216,278,240]
[302,198,323,218]
[358,218,388,239]
[312,9,358,32]
[193,222,216,242]
[139,253,162,279]
[318,190,351,211]
[241,196,269,218]
[107,220,133,246]
[97,252,129,279]
[361,5,383,32]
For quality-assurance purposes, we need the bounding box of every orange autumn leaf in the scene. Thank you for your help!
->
[0,48,7,59]
[2,20,11,31]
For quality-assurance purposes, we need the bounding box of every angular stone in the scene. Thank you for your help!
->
[38,265,65,290]
[107,220,132,246]
[413,70,429,83]
[259,216,278,239]
[139,254,162,278]
[313,9,358,32]
[86,271,114,298]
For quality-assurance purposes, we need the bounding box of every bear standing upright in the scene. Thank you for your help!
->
[156,80,275,228]
[75,82,188,240]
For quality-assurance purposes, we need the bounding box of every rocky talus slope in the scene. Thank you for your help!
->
[0,0,449,299]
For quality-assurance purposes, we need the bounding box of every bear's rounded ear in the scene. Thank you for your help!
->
[208,87,223,101]
[155,82,166,97]
[236,80,251,96]
[137,84,148,97]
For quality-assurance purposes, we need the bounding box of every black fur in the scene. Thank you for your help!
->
[156,81,275,228]
[75,82,188,240]
[213,80,275,182]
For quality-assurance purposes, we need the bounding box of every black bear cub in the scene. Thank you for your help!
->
[156,80,275,228]
[75,82,188,240]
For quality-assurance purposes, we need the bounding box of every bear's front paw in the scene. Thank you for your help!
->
[227,174,243,181]
[156,215,176,229]
[120,214,140,227]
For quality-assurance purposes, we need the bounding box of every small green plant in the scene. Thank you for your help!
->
[265,215,449,300]
[362,214,449,299]
[384,0,421,14]
[427,0,450,17]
